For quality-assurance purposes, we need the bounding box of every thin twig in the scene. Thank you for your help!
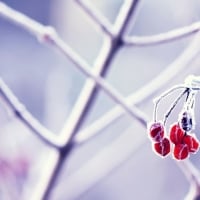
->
[27,149,60,200]
[0,78,61,149]
[152,85,188,123]
[123,21,200,46]
[163,88,188,125]
[75,0,115,36]
[0,2,54,42]
[113,0,141,35]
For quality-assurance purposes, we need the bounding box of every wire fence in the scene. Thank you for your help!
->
[0,0,200,199]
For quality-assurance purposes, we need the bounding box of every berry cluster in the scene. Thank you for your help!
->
[170,123,199,159]
[148,121,199,160]
[149,122,170,157]
[148,77,200,160]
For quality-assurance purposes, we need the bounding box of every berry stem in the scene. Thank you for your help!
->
[185,89,197,111]
[153,86,187,123]
[153,85,186,121]
[163,89,188,125]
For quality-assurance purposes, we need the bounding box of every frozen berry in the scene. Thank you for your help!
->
[169,123,184,144]
[173,144,189,160]
[148,122,164,142]
[153,138,170,157]
[183,135,199,153]
[179,111,194,132]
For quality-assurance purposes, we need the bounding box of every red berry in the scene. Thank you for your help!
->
[148,122,164,142]
[153,138,170,157]
[173,144,189,160]
[183,135,199,153]
[169,123,184,144]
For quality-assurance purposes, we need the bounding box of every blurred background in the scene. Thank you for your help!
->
[0,0,200,199]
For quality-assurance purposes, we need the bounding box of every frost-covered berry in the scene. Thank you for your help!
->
[148,122,164,142]
[183,134,199,153]
[169,123,185,145]
[179,111,194,132]
[173,143,189,160]
[153,138,170,157]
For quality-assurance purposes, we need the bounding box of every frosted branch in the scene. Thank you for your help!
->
[124,21,200,46]
[113,0,140,35]
[0,79,61,149]
[0,2,56,43]
[75,0,115,36]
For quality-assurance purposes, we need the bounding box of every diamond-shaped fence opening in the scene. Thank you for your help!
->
[0,0,200,200]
